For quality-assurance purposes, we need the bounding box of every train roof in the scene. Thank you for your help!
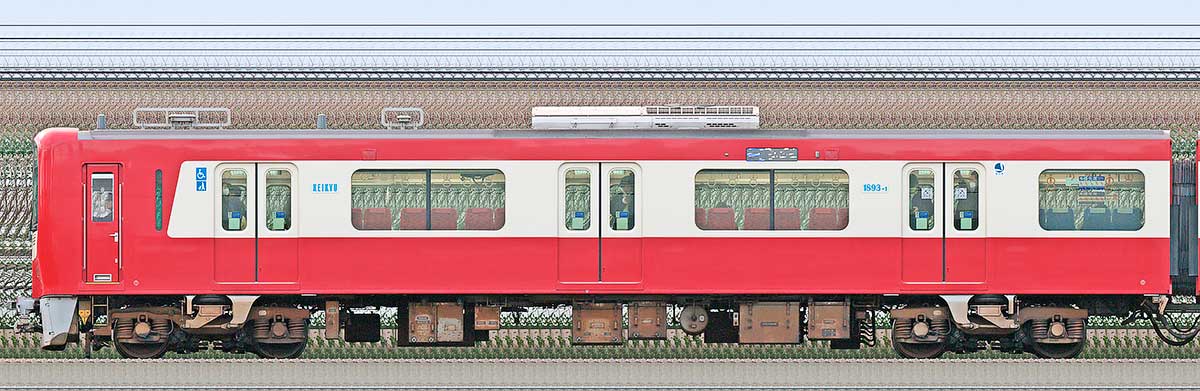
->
[74,128,1171,141]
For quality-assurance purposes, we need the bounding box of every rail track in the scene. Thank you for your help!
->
[0,358,1198,390]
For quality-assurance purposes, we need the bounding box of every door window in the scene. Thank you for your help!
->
[608,168,635,230]
[564,168,592,230]
[221,169,248,231]
[265,169,292,231]
[952,169,980,231]
[90,173,115,223]
[908,169,936,231]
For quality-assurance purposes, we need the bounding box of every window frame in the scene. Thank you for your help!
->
[219,168,249,232]
[350,168,506,231]
[1037,168,1146,232]
[694,168,850,231]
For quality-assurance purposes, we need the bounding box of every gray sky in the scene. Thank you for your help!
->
[9,0,1200,24]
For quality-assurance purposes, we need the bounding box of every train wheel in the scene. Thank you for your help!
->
[1026,319,1086,359]
[114,338,170,359]
[250,314,309,359]
[253,339,307,359]
[112,317,172,359]
[892,319,945,359]
[892,337,947,359]
[1029,340,1085,359]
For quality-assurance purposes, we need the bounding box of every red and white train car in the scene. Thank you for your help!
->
[24,126,1174,358]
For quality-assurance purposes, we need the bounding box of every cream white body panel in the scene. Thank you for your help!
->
[168,159,1169,239]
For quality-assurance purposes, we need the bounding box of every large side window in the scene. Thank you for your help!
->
[350,169,505,231]
[1038,169,1145,231]
[695,170,769,230]
[774,170,850,230]
[220,169,247,231]
[431,170,506,230]
[695,169,848,231]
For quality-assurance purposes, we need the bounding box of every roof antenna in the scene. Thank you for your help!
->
[96,114,107,130]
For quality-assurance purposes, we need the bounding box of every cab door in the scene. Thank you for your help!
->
[214,164,256,283]
[256,164,298,283]
[84,164,121,283]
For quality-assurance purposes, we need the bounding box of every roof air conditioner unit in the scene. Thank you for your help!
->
[532,106,759,130]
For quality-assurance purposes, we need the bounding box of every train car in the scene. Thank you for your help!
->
[19,125,1185,359]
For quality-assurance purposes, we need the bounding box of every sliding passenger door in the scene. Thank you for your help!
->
[557,163,601,283]
[256,163,298,283]
[556,162,644,285]
[599,164,643,283]
[943,164,985,283]
[901,164,943,283]
[901,163,986,284]
[214,164,257,283]
[213,163,299,284]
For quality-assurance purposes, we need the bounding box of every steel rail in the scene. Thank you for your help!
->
[0,359,1198,390]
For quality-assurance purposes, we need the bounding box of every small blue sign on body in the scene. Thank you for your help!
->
[195,167,208,191]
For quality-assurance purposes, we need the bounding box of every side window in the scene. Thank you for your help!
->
[90,173,115,223]
[774,170,850,230]
[155,169,163,231]
[220,169,247,231]
[952,169,980,231]
[431,170,505,230]
[695,170,770,230]
[908,169,935,231]
[564,168,591,230]
[350,169,506,231]
[1038,170,1145,231]
[350,170,426,230]
[609,168,635,230]
[265,169,292,231]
